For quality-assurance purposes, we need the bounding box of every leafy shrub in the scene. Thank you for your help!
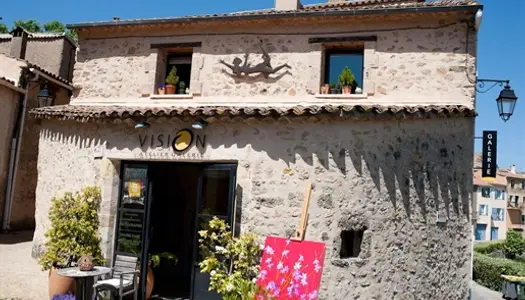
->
[338,66,355,87]
[39,186,104,270]
[165,66,179,86]
[504,230,525,259]
[474,241,505,254]
[198,217,266,300]
[473,252,525,290]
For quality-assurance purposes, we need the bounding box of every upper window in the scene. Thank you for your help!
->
[492,208,505,221]
[521,181,525,189]
[152,42,199,95]
[479,204,488,216]
[511,180,515,189]
[481,187,491,198]
[495,189,505,200]
[324,49,364,93]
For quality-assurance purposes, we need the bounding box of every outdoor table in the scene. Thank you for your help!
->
[501,275,525,300]
[57,266,112,300]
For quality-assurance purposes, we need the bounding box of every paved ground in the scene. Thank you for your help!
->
[0,231,507,300]
[0,231,47,300]
[471,280,504,300]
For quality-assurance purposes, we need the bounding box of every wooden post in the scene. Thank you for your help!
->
[291,183,312,241]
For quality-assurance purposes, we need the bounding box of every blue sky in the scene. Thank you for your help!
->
[1,0,523,170]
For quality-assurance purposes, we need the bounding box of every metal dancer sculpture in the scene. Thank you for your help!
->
[219,44,291,77]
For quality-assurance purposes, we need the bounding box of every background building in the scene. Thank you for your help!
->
[473,153,525,240]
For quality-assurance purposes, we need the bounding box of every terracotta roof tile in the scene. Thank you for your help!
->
[68,0,481,28]
[26,62,72,85]
[29,104,475,122]
[0,77,16,86]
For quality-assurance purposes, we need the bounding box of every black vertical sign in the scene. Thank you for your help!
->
[482,130,497,178]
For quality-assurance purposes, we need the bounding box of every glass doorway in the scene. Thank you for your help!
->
[113,162,237,300]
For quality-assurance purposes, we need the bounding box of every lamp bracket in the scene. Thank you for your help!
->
[476,78,510,94]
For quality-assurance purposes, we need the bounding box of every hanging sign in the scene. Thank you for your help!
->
[482,130,497,178]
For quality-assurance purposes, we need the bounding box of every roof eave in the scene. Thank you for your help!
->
[66,4,483,29]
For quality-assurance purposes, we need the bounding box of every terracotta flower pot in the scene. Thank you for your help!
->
[146,262,155,299]
[165,85,176,95]
[320,84,329,94]
[48,267,75,299]
[342,86,352,94]
[158,88,165,95]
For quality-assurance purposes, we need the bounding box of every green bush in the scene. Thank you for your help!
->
[38,186,104,270]
[504,230,525,259]
[474,241,505,254]
[473,252,525,290]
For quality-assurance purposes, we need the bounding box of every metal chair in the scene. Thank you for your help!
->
[94,255,139,300]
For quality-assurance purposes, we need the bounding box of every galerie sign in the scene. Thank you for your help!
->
[139,129,206,152]
[482,130,497,178]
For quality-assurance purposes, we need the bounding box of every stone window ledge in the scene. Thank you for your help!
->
[315,94,368,100]
[150,94,194,100]
[331,258,368,268]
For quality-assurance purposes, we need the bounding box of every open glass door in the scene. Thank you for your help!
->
[191,164,237,300]
[113,163,153,299]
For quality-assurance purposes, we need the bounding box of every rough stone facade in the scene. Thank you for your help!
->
[33,116,474,299]
[72,18,476,106]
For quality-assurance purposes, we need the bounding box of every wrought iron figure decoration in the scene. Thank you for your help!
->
[219,43,291,78]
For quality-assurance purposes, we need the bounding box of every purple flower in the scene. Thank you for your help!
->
[158,83,166,88]
[51,293,75,300]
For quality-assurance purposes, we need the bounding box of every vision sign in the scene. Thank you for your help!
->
[482,130,497,178]
[139,129,206,152]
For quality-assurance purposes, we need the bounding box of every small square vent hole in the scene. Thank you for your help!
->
[340,228,366,258]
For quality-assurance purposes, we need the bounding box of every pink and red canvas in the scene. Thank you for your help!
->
[256,236,326,300]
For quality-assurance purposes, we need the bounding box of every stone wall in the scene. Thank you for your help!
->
[0,39,11,55]
[33,116,474,299]
[0,86,19,224]
[72,18,477,106]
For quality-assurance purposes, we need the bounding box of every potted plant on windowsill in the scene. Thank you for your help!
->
[165,66,179,95]
[38,186,104,299]
[145,252,178,299]
[178,81,186,94]
[157,83,166,95]
[338,66,355,95]
[330,83,339,94]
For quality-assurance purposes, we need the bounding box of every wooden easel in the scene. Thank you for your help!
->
[291,183,312,241]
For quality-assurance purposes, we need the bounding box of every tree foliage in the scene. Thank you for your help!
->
[0,20,78,44]
[38,186,104,271]
[503,230,525,259]
[14,19,42,32]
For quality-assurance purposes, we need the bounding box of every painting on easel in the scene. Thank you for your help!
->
[256,183,327,299]
[256,236,326,299]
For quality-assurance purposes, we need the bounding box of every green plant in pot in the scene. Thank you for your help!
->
[39,186,104,299]
[178,81,186,94]
[145,252,178,299]
[165,66,179,95]
[338,66,355,94]
[329,83,339,94]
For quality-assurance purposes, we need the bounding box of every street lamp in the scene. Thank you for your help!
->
[476,79,518,122]
[37,84,54,108]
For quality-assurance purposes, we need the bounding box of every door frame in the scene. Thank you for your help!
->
[189,163,238,300]
[113,161,238,300]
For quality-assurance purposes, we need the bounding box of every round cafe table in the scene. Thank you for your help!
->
[57,266,111,300]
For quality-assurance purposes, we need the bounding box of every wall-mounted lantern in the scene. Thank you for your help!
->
[37,84,54,108]
[476,79,518,122]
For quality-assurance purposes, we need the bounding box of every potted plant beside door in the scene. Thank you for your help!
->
[145,252,178,299]
[165,66,179,95]
[39,186,104,299]
[338,66,355,95]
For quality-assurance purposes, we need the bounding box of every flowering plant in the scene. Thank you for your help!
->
[158,83,166,89]
[39,186,104,270]
[51,293,75,300]
[198,217,269,300]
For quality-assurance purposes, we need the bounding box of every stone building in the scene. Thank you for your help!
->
[0,27,75,230]
[29,0,481,298]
